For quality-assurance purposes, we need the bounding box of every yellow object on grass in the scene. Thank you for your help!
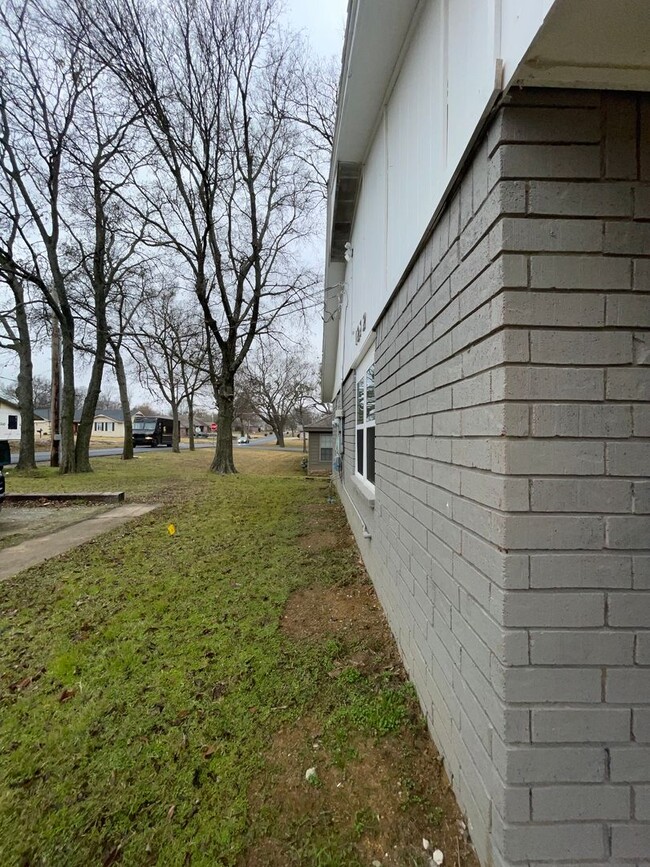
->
[167,523,176,536]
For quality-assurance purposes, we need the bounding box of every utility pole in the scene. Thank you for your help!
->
[50,312,61,468]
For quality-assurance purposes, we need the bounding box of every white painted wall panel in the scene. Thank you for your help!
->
[386,0,445,294]
[330,0,560,389]
[337,123,386,377]
[446,0,495,161]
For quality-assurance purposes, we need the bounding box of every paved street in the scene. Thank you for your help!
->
[9,442,215,465]
[8,437,302,465]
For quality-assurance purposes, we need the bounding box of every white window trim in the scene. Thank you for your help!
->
[355,345,375,491]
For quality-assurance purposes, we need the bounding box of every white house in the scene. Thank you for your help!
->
[92,409,126,439]
[323,2,650,865]
[0,396,21,441]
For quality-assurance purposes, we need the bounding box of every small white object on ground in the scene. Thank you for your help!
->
[432,849,444,865]
[423,838,430,850]
[305,767,317,782]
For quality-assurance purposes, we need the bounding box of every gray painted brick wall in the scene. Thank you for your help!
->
[334,89,650,867]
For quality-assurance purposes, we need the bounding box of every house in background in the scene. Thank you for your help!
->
[304,415,334,474]
[33,408,126,440]
[34,408,83,439]
[92,409,126,439]
[322,2,650,865]
[0,397,21,441]
[180,417,212,437]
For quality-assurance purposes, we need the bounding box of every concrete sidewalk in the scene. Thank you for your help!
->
[1,503,158,581]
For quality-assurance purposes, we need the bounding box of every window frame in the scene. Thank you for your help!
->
[8,414,18,430]
[354,347,376,491]
[319,433,333,463]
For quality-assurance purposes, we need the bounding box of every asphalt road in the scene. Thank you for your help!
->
[9,442,215,466]
[9,436,301,466]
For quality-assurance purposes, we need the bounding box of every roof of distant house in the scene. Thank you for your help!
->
[0,396,21,411]
[305,414,334,433]
[94,409,126,422]
[34,407,82,423]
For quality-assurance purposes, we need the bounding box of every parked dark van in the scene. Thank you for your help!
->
[132,417,173,448]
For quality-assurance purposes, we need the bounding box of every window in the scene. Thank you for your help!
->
[320,433,333,463]
[8,415,18,430]
[355,349,375,486]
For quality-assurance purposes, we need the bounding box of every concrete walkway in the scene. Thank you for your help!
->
[1,503,158,581]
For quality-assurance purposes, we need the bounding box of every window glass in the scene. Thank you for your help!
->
[355,347,375,488]
[8,415,18,430]
[367,426,375,484]
[320,434,333,463]
[366,365,375,422]
[356,379,364,425]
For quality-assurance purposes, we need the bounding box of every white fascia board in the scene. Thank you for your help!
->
[321,261,346,402]
[335,0,422,165]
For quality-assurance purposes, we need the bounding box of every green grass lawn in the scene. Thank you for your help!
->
[1,450,477,867]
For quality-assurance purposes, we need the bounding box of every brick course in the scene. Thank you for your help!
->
[334,89,650,866]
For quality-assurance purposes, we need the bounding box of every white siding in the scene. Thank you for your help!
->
[386,0,445,293]
[0,402,21,441]
[331,0,556,388]
[446,0,495,161]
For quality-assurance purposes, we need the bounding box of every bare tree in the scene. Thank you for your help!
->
[58,0,319,474]
[0,0,93,472]
[128,288,207,453]
[177,320,211,452]
[63,78,149,471]
[233,387,257,438]
[285,51,339,201]
[105,269,154,460]
[290,362,330,453]
[240,342,309,447]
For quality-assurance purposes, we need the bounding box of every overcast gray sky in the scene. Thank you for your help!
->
[282,0,348,58]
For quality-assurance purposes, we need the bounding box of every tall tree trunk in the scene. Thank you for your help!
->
[50,314,61,468]
[75,333,106,472]
[59,325,77,474]
[187,396,195,451]
[172,402,180,453]
[14,284,36,471]
[272,414,285,447]
[114,345,133,460]
[210,373,236,473]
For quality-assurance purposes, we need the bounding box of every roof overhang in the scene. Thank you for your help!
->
[513,0,650,91]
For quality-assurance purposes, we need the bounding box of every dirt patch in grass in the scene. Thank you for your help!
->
[251,495,480,867]
[245,719,476,867]
[281,582,383,645]
[297,530,340,552]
